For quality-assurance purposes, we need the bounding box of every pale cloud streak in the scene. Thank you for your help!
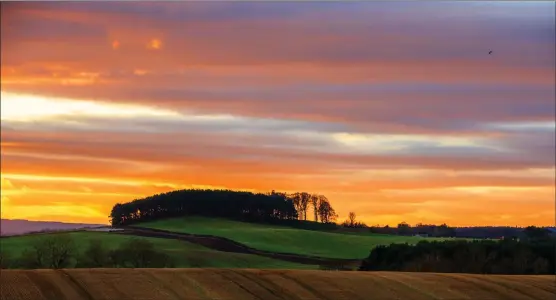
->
[0,91,180,122]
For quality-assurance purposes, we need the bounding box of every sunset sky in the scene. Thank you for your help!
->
[1,1,554,226]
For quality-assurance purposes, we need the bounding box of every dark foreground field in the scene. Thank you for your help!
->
[1,269,554,300]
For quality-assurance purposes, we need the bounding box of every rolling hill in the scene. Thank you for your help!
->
[137,217,459,259]
[0,231,316,270]
[0,219,104,236]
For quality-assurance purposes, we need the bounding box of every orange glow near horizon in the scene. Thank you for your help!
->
[1,2,554,226]
[148,39,162,50]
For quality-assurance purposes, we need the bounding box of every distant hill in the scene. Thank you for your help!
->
[0,219,104,236]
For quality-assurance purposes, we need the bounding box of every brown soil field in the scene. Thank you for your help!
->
[1,269,554,300]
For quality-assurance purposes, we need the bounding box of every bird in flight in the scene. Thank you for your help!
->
[488,50,493,55]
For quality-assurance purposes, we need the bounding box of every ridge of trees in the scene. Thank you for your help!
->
[340,212,368,228]
[110,189,550,241]
[367,222,457,237]
[359,227,556,275]
[337,214,458,237]
[365,224,551,239]
[110,189,338,226]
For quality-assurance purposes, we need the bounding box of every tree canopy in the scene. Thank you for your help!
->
[110,189,337,226]
[359,236,556,275]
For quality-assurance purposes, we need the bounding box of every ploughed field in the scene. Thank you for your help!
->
[1,269,554,300]
[0,231,316,270]
[138,217,459,259]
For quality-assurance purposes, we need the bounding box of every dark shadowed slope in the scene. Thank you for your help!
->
[1,269,554,300]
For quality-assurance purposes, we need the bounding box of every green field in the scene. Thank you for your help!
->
[139,217,457,259]
[0,231,316,270]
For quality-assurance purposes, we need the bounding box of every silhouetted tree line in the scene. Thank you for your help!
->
[274,191,338,223]
[367,222,457,237]
[110,189,337,226]
[359,227,556,275]
[367,223,554,239]
[340,212,368,228]
[79,238,175,268]
[0,236,174,269]
[453,226,525,239]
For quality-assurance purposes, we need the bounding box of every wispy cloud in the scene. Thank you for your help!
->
[1,1,554,226]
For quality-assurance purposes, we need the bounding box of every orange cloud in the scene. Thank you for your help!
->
[0,2,554,226]
[133,69,148,75]
[1,128,554,226]
[148,39,162,50]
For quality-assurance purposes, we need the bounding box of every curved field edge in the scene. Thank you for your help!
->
[0,231,317,270]
[1,269,554,300]
[118,227,361,267]
[137,217,461,259]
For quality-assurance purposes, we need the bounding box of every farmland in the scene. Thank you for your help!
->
[139,217,458,259]
[1,268,554,300]
[0,231,316,270]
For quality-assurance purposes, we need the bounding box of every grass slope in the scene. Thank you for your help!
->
[2,269,554,300]
[140,217,457,259]
[0,231,316,270]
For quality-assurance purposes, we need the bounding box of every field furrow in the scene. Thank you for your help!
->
[1,269,554,300]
